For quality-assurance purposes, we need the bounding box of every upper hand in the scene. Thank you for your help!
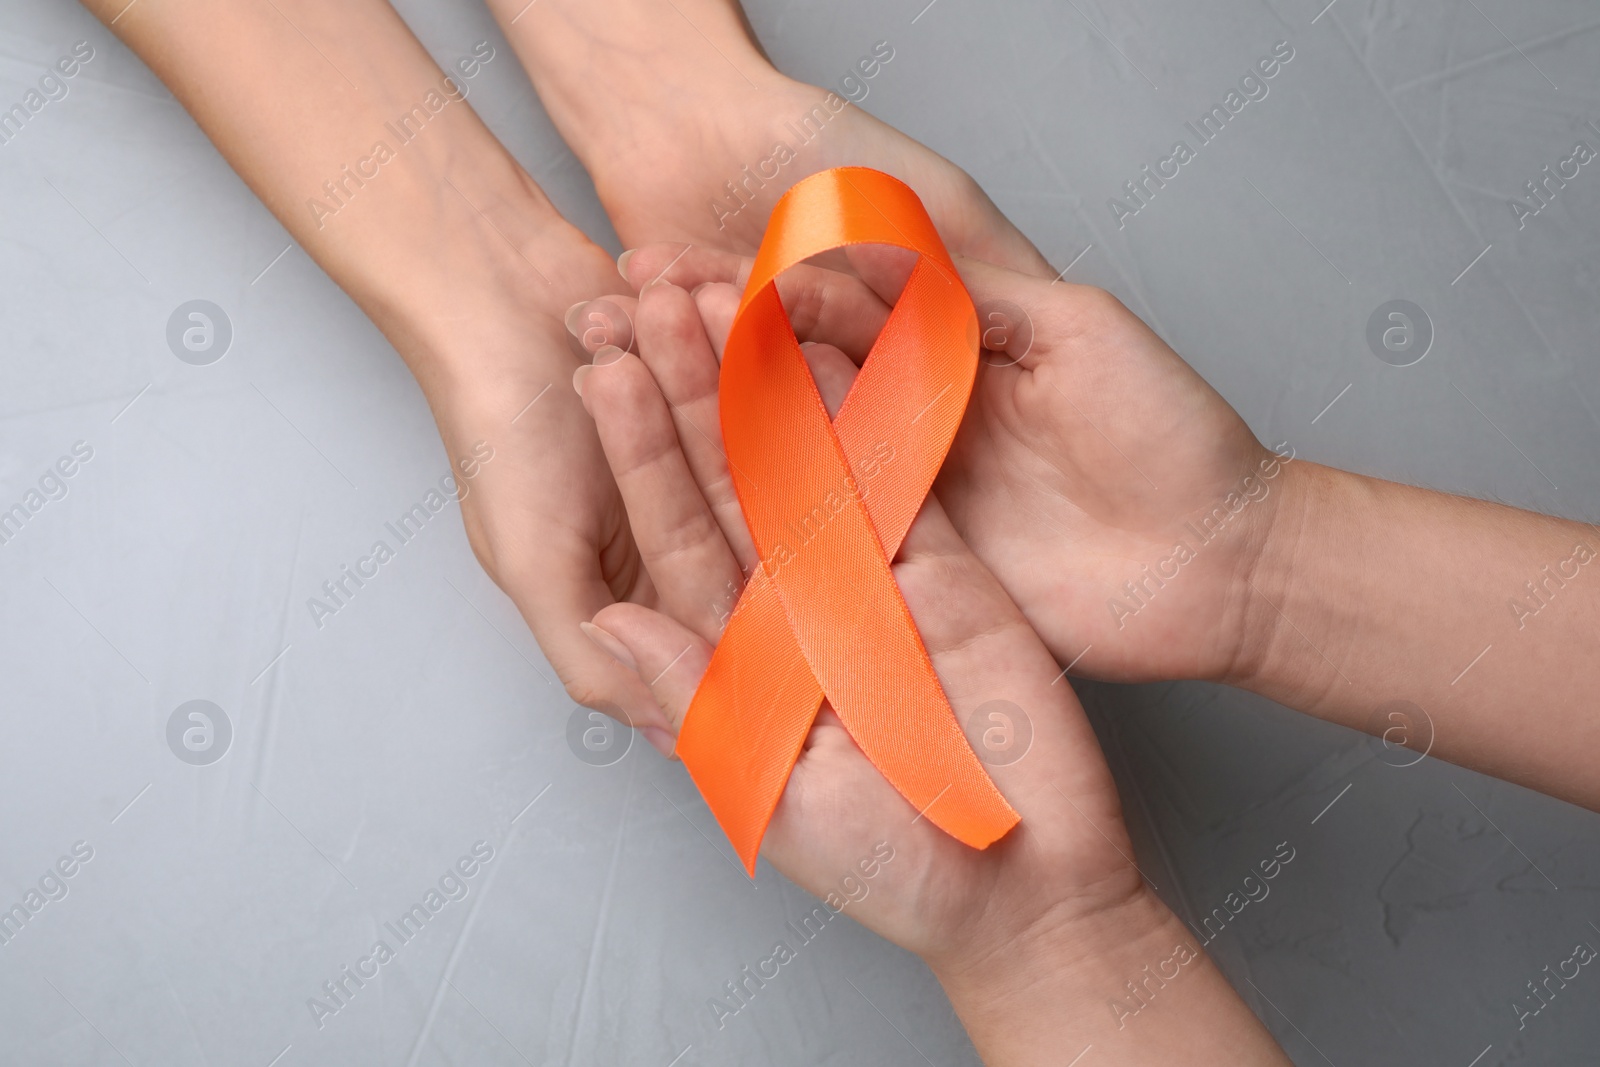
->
[425,225,677,748]
[581,244,1284,688]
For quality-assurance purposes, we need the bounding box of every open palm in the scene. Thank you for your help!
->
[572,281,1144,961]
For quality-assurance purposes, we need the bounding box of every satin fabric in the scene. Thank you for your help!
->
[674,167,1020,875]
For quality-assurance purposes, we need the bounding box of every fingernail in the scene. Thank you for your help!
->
[617,249,636,281]
[592,344,626,367]
[580,620,636,671]
[572,364,593,398]
[564,301,587,336]
[689,282,711,298]
[641,726,677,759]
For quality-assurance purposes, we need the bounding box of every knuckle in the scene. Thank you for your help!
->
[562,674,615,714]
[589,352,656,408]
[784,277,829,339]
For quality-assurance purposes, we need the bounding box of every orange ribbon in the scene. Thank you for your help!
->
[674,167,1020,874]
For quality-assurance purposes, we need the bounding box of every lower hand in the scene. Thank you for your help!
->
[573,281,1142,961]
[569,280,1289,1064]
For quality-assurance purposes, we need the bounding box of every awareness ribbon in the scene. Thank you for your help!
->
[674,167,1020,874]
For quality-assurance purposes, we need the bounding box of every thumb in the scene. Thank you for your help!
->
[497,549,668,730]
[587,602,714,734]
[844,246,1068,372]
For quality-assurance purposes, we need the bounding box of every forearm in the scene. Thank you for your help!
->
[485,0,1051,271]
[83,0,577,389]
[933,889,1289,1065]
[482,0,779,162]
[1239,461,1600,809]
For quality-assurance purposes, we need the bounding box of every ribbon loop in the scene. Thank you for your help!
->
[676,168,1019,874]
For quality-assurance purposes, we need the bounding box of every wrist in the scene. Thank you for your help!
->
[361,171,621,395]
[1225,459,1363,705]
[932,887,1287,1065]
[930,884,1172,1016]
[495,0,788,168]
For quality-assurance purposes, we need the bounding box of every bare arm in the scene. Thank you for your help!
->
[81,0,671,734]
[479,0,1053,270]
[1241,462,1600,809]
[87,0,562,363]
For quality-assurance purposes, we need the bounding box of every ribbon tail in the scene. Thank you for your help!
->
[677,165,1022,871]
[676,572,823,875]
[833,697,1020,851]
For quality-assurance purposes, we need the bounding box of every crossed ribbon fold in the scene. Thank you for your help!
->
[674,167,1020,874]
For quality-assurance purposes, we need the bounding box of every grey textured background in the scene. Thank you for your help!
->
[2,0,1599,1065]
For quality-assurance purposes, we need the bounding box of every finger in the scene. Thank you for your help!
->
[841,245,1058,328]
[687,284,740,360]
[950,254,1115,371]
[578,346,744,644]
[848,247,1107,372]
[617,244,1053,367]
[619,242,874,304]
[772,264,892,362]
[800,342,857,418]
[589,602,713,734]
[507,545,669,732]
[932,177,1057,279]
[629,242,979,367]
[985,223,1056,280]
[689,246,1048,375]
[692,274,891,367]
[622,241,893,364]
[633,282,757,571]
[842,244,918,306]
[565,294,638,358]
[843,246,1059,371]
[619,243,747,292]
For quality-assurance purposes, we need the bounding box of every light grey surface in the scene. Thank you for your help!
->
[2,1,1598,1065]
